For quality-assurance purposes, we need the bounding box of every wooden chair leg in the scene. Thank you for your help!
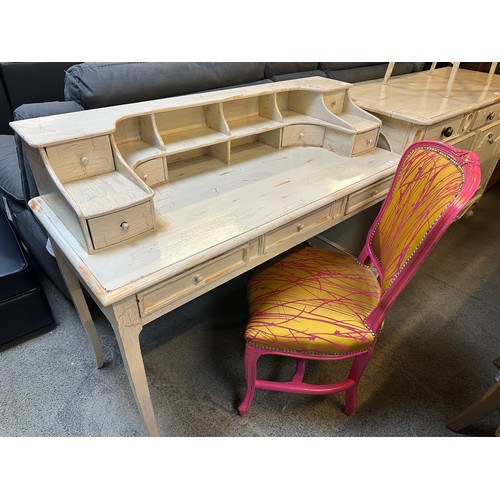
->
[447,379,500,433]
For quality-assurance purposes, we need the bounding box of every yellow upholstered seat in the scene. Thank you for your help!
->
[246,246,381,356]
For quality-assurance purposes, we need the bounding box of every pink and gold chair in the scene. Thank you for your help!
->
[238,140,481,417]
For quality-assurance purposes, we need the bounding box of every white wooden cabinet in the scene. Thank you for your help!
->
[350,67,500,212]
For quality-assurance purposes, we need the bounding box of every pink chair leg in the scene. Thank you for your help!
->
[238,343,261,417]
[344,350,373,416]
[292,358,306,383]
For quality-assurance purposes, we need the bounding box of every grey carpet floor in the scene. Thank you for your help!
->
[1,184,499,438]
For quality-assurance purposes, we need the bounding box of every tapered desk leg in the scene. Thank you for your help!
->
[108,296,159,437]
[52,242,104,369]
[447,380,500,434]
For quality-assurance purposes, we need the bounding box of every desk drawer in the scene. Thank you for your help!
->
[352,129,378,156]
[137,246,248,317]
[281,125,325,147]
[345,177,392,215]
[134,158,166,187]
[87,201,154,250]
[472,102,500,130]
[46,136,115,184]
[263,206,332,253]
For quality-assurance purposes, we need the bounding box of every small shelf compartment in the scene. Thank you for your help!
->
[156,103,229,155]
[223,95,282,138]
[114,115,164,168]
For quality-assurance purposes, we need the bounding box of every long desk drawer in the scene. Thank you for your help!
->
[263,206,333,253]
[137,245,248,317]
[345,177,392,215]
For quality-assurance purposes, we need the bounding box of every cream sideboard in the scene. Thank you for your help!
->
[12,77,401,436]
[350,67,500,213]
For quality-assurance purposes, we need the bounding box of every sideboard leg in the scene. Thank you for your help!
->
[447,379,500,434]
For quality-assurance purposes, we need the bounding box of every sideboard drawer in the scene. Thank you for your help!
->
[134,158,166,187]
[425,115,464,142]
[46,136,115,184]
[263,206,331,253]
[137,246,248,317]
[87,201,154,250]
[345,177,392,215]
[471,102,500,130]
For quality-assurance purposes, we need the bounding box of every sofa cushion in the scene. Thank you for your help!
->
[0,78,13,135]
[7,198,69,298]
[0,135,23,203]
[64,62,268,109]
[264,62,319,79]
[325,62,417,83]
[13,101,84,202]
[270,70,327,82]
[0,62,78,111]
[318,62,385,72]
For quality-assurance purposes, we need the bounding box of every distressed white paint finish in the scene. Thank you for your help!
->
[350,67,500,126]
[351,67,500,211]
[20,77,405,436]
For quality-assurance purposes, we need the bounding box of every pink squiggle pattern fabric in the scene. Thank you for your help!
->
[246,248,380,355]
[370,148,463,291]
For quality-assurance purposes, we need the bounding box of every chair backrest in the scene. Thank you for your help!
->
[359,140,481,332]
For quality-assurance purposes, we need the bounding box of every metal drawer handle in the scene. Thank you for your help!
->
[120,222,130,232]
[487,133,494,144]
[487,112,496,121]
[194,274,203,284]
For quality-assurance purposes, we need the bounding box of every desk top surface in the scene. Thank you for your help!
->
[350,68,500,125]
[30,144,399,306]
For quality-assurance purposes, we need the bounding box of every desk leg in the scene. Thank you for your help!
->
[447,380,500,434]
[108,296,159,437]
[52,242,104,369]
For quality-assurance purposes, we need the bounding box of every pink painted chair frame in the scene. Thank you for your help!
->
[238,140,481,417]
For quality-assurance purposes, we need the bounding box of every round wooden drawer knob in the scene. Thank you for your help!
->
[194,274,203,284]
[120,222,130,232]
[80,156,89,166]
[442,127,454,138]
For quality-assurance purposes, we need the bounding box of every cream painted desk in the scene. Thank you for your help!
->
[350,67,500,213]
[12,77,400,436]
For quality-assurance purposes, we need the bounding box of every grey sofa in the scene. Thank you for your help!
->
[0,61,426,299]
